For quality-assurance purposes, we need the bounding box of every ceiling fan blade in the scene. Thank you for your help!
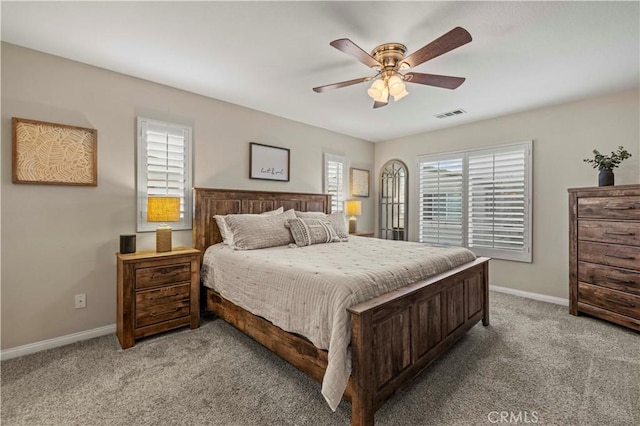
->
[404,72,466,89]
[330,38,381,68]
[402,27,472,69]
[313,76,372,93]
[373,100,388,109]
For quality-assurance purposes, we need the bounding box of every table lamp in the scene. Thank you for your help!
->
[345,200,362,234]
[147,196,180,252]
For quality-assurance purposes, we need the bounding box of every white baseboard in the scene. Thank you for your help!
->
[490,285,569,306]
[0,286,567,361]
[1,324,116,361]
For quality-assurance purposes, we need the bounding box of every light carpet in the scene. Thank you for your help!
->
[2,291,639,425]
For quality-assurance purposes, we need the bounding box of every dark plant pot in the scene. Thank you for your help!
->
[598,169,614,186]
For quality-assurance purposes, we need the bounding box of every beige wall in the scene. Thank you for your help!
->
[375,89,640,299]
[0,43,374,349]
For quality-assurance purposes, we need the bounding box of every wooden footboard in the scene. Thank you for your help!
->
[348,257,489,425]
[204,257,489,425]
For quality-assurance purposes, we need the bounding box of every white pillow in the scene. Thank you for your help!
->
[214,207,283,246]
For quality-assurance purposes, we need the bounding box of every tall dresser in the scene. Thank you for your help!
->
[568,184,640,331]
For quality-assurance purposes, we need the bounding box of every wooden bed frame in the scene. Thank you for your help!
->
[193,188,490,425]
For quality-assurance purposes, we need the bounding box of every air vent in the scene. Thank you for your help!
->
[434,109,466,119]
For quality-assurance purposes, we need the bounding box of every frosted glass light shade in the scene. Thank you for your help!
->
[388,75,405,96]
[377,86,389,103]
[393,88,409,101]
[367,79,385,100]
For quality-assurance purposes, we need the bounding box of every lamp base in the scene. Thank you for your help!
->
[349,218,357,234]
[156,226,172,252]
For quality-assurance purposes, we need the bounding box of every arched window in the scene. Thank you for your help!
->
[379,160,408,240]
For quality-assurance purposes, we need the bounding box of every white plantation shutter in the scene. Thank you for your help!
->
[468,146,527,252]
[418,141,532,262]
[324,153,346,213]
[137,118,193,232]
[418,156,465,246]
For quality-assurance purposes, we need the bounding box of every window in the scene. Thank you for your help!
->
[324,153,346,212]
[418,141,532,262]
[137,117,193,232]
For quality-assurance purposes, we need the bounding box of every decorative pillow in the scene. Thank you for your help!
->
[286,218,340,247]
[225,209,296,250]
[295,211,349,240]
[214,207,283,245]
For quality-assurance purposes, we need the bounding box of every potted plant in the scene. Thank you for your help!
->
[583,146,632,186]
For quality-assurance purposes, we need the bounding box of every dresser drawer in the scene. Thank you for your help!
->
[578,220,640,246]
[135,262,191,290]
[578,241,640,271]
[136,284,190,328]
[578,261,640,296]
[578,282,640,319]
[578,196,640,220]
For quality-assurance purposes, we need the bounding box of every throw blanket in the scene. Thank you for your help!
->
[201,237,476,410]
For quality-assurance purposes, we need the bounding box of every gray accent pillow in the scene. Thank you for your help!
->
[225,209,296,250]
[286,218,340,247]
[214,207,283,246]
[295,211,349,240]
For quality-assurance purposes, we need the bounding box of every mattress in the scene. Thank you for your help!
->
[201,236,476,410]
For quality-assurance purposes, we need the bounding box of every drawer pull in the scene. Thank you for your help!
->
[604,231,636,236]
[151,307,181,317]
[605,254,635,260]
[605,275,635,285]
[604,206,635,210]
[604,296,635,308]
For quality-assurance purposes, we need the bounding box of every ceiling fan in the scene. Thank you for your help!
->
[313,27,472,108]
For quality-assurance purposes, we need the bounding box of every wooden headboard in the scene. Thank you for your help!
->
[192,188,332,254]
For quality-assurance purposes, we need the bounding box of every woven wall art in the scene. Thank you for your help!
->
[12,117,97,186]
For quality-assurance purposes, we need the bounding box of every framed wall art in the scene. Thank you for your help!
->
[249,142,290,182]
[350,167,370,197]
[12,117,98,186]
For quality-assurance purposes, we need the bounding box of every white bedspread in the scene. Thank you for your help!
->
[201,237,476,410]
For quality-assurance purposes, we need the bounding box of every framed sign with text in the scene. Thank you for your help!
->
[249,142,290,182]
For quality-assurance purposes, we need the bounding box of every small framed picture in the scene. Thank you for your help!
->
[249,142,290,182]
[350,168,370,197]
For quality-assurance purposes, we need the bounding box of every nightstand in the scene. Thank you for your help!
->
[116,247,200,349]
[352,231,375,238]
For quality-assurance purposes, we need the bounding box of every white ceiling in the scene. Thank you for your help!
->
[2,1,639,142]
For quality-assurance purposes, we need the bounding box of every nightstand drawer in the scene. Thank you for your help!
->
[578,196,640,220]
[579,282,640,319]
[579,220,640,246]
[136,283,190,310]
[136,285,190,328]
[135,263,191,290]
[578,241,640,271]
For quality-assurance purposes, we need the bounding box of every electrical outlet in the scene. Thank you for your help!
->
[75,293,86,309]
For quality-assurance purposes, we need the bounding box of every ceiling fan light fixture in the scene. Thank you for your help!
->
[367,78,385,100]
[388,75,406,97]
[392,88,409,101]
[316,27,471,108]
[376,86,389,103]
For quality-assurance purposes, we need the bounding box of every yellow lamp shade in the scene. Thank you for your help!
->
[147,197,180,222]
[345,200,362,217]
